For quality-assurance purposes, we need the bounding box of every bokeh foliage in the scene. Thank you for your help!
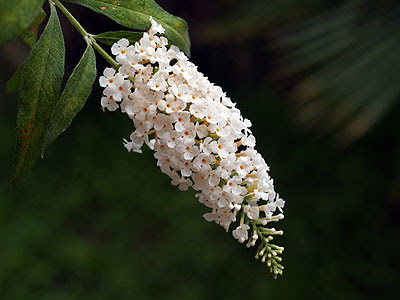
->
[1,86,399,299]
[0,0,45,45]
[199,0,400,146]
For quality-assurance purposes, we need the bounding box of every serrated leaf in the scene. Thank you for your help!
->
[94,31,142,45]
[64,0,190,56]
[10,4,65,189]
[20,9,47,49]
[0,0,46,45]
[43,45,97,152]
[7,63,25,94]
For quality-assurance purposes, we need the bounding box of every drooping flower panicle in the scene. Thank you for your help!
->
[99,17,286,277]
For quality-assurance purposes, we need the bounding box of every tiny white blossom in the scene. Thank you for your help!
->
[232,224,250,243]
[244,205,260,220]
[111,38,130,63]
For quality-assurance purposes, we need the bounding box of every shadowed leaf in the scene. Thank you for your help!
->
[7,63,25,94]
[0,0,45,45]
[43,45,97,152]
[64,0,190,56]
[10,4,65,189]
[20,9,47,49]
[7,10,47,93]
[94,31,142,45]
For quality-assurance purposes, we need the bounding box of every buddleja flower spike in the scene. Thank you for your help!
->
[4,0,285,278]
[99,17,286,278]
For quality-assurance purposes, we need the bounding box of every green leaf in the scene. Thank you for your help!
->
[10,4,65,189]
[7,10,47,93]
[7,63,25,94]
[94,31,142,45]
[42,45,97,152]
[20,9,47,49]
[0,0,46,45]
[64,0,191,56]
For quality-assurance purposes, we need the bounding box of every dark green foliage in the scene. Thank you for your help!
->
[6,63,24,94]
[5,0,191,188]
[94,31,143,45]
[19,9,47,49]
[6,10,47,94]
[0,0,46,45]
[0,87,399,299]
[43,45,97,153]
[10,4,65,189]
[64,0,191,56]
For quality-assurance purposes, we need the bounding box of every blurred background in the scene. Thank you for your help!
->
[0,0,399,299]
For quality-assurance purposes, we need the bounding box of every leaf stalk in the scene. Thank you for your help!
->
[52,0,119,69]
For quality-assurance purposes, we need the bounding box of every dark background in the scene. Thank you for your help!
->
[0,0,399,299]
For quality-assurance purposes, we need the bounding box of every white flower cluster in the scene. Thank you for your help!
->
[99,17,285,276]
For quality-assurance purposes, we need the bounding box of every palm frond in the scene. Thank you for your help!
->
[197,0,400,146]
[273,1,400,145]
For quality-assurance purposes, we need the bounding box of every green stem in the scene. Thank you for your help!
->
[90,38,120,69]
[52,0,87,37]
[52,0,119,70]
